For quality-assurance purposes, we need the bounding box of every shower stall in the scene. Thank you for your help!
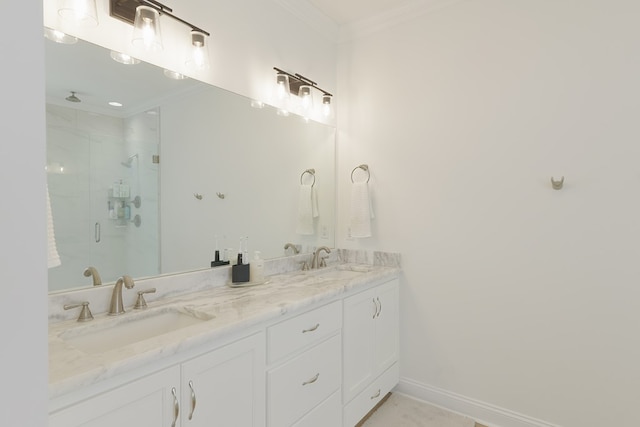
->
[46,104,160,291]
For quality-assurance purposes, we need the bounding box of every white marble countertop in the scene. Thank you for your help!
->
[49,263,400,400]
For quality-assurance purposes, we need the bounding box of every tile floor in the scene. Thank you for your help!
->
[360,393,488,427]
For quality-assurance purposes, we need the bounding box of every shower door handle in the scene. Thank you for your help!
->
[95,222,101,243]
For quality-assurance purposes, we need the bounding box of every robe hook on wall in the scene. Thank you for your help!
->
[551,176,564,190]
[216,192,225,199]
[194,193,203,200]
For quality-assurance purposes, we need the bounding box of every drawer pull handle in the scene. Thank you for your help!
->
[371,389,381,400]
[188,380,197,420]
[171,387,179,427]
[372,298,378,319]
[302,323,320,333]
[376,297,382,318]
[302,373,320,386]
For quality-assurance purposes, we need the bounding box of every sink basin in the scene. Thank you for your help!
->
[61,308,209,354]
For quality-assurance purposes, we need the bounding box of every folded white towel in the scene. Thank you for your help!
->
[296,184,319,235]
[47,183,61,268]
[349,182,374,238]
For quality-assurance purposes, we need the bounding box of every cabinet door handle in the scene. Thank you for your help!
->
[371,389,381,400]
[171,387,179,427]
[94,222,101,243]
[376,297,382,318]
[188,380,197,420]
[302,323,320,333]
[302,373,320,386]
[372,298,378,319]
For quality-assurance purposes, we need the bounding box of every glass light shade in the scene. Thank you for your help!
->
[58,0,98,27]
[110,51,140,65]
[163,69,188,80]
[185,31,211,70]
[299,85,313,114]
[276,74,290,100]
[132,6,163,52]
[44,27,77,44]
[322,94,332,117]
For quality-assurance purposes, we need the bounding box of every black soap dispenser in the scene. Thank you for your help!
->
[232,237,250,283]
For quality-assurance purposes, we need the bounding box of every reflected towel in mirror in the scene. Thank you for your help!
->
[47,183,61,268]
[296,184,318,235]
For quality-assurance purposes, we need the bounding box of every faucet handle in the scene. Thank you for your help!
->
[134,288,157,309]
[64,302,94,322]
[319,256,328,268]
[299,260,310,271]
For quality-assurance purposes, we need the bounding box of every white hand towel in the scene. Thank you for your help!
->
[296,184,318,235]
[349,181,374,238]
[47,183,61,268]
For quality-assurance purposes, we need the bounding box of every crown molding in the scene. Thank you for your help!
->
[339,0,467,43]
[271,0,340,43]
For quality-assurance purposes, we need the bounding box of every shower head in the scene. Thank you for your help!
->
[121,153,138,168]
[65,91,81,103]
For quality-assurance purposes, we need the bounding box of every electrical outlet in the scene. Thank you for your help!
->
[320,224,328,239]
[346,226,354,240]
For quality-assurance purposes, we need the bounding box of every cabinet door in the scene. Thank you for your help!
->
[342,287,376,403]
[373,279,399,374]
[49,366,181,427]
[181,333,265,427]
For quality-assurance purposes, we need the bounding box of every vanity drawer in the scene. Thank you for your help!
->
[292,390,342,427]
[343,362,399,427]
[268,334,341,427]
[267,300,341,363]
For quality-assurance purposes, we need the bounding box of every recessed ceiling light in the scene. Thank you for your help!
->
[109,101,123,107]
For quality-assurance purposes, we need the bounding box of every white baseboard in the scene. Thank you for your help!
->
[394,378,562,427]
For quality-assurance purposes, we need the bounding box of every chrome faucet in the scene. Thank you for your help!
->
[83,266,102,286]
[109,275,135,316]
[311,246,331,269]
[284,242,299,255]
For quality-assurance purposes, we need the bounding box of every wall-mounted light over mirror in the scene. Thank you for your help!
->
[45,37,336,293]
[274,67,333,119]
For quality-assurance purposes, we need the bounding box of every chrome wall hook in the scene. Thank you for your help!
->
[216,192,225,199]
[194,193,203,200]
[550,176,564,190]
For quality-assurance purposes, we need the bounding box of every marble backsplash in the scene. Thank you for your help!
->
[49,249,401,323]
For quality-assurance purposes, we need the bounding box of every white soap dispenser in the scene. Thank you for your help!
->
[250,251,265,283]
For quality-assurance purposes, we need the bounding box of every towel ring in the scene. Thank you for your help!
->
[300,168,316,187]
[351,164,370,183]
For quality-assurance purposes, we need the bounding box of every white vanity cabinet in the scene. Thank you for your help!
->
[49,366,181,427]
[49,333,265,427]
[266,300,342,427]
[342,278,399,426]
[181,332,265,427]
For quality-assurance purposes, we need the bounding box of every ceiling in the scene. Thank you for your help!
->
[307,0,417,24]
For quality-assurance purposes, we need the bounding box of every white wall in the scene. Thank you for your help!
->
[336,1,640,426]
[0,1,48,425]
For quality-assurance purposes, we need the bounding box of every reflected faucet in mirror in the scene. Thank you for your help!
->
[284,242,299,255]
[83,266,102,286]
[109,275,135,316]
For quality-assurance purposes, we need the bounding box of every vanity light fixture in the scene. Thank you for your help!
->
[44,27,78,44]
[132,5,163,51]
[57,0,99,27]
[109,0,210,55]
[185,30,211,70]
[273,67,333,118]
[110,51,141,65]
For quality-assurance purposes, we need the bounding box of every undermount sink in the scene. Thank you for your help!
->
[310,265,374,280]
[61,308,210,354]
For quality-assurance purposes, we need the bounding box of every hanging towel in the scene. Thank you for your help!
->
[296,184,319,235]
[47,183,61,268]
[349,181,374,238]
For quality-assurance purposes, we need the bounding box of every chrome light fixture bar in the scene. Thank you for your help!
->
[273,67,332,98]
[109,0,210,37]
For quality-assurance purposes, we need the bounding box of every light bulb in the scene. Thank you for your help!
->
[322,94,332,117]
[186,31,210,70]
[132,6,163,52]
